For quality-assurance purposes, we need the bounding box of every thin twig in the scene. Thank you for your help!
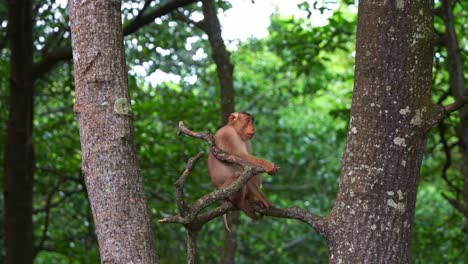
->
[441,192,467,216]
[175,151,205,216]
[438,121,462,197]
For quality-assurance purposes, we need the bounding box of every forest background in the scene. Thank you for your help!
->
[0,0,466,263]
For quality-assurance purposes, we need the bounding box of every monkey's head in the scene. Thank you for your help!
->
[228,112,256,140]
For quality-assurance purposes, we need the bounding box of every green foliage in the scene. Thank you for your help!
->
[0,0,466,263]
[267,1,356,79]
[412,184,466,263]
[32,63,98,263]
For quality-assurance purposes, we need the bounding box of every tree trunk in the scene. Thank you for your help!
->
[327,1,435,262]
[459,109,468,219]
[201,0,235,126]
[442,0,468,220]
[200,1,239,263]
[4,0,35,263]
[219,211,239,264]
[68,1,158,262]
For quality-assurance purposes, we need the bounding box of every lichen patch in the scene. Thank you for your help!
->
[393,137,406,147]
[387,199,406,212]
[399,106,411,115]
[401,160,406,167]
[396,0,404,9]
[410,108,426,126]
[397,190,404,200]
[114,98,132,115]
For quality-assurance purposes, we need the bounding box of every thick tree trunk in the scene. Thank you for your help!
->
[4,0,35,263]
[68,1,158,262]
[327,1,435,262]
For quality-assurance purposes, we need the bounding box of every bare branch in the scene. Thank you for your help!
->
[177,121,213,141]
[441,192,467,216]
[134,0,153,22]
[187,166,262,218]
[254,206,329,236]
[443,99,467,115]
[33,0,200,79]
[159,162,263,224]
[34,183,58,257]
[438,121,462,196]
[159,122,263,226]
[123,0,199,36]
[431,97,467,125]
[160,121,329,261]
[193,202,235,228]
[175,151,205,216]
[172,10,207,31]
[32,47,73,80]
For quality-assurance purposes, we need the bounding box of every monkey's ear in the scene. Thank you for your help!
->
[228,112,239,123]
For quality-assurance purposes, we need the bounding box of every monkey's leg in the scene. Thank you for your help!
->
[218,173,259,219]
[236,188,258,220]
[246,183,273,209]
[217,172,241,190]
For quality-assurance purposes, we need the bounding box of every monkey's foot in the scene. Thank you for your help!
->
[250,200,273,210]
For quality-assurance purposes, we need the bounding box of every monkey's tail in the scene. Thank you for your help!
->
[223,214,231,233]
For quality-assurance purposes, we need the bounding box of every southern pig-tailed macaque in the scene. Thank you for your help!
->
[208,112,278,220]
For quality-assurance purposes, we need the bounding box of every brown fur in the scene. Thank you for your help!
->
[208,112,277,219]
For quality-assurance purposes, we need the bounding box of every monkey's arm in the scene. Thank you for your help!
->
[217,133,277,175]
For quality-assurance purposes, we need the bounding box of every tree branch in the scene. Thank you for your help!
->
[430,0,467,125]
[254,206,329,236]
[159,121,329,262]
[123,0,199,36]
[442,0,466,99]
[34,182,58,257]
[172,10,207,31]
[443,98,467,114]
[430,97,467,125]
[32,47,73,80]
[134,0,153,22]
[33,0,200,79]
[438,121,462,196]
[441,192,468,217]
[175,151,205,216]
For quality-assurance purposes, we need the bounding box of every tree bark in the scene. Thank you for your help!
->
[219,211,239,264]
[201,0,235,125]
[442,0,468,219]
[327,0,435,262]
[68,1,158,262]
[200,1,239,262]
[4,0,35,263]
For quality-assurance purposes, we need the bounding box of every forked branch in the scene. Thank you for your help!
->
[159,122,264,227]
[159,122,329,263]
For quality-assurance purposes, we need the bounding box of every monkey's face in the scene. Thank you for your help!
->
[241,117,255,140]
[229,112,256,140]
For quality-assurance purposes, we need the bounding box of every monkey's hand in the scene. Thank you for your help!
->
[264,161,278,175]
